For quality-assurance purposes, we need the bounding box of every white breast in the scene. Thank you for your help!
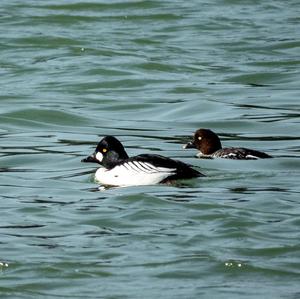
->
[94,161,176,186]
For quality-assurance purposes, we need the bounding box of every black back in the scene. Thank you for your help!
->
[215,147,272,159]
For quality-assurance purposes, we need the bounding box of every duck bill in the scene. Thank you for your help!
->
[81,153,99,163]
[183,141,196,149]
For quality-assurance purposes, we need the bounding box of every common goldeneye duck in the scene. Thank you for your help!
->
[183,129,272,160]
[82,136,204,186]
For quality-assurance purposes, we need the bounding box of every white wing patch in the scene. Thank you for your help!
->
[223,153,237,158]
[245,154,258,159]
[124,161,176,174]
[94,161,177,186]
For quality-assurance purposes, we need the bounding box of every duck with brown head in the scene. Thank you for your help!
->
[184,129,272,160]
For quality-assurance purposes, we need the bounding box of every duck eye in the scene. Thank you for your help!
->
[102,148,107,153]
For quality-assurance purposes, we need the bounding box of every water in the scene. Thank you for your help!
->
[1,0,300,298]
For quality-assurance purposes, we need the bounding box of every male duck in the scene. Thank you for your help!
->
[82,136,204,186]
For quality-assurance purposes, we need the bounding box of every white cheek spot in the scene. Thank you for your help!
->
[96,152,103,162]
[198,136,202,140]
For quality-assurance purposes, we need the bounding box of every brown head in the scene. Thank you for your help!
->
[184,128,222,155]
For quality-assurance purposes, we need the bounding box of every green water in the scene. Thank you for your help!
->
[1,1,300,298]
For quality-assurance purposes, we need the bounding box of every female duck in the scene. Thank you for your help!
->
[82,136,203,186]
[184,129,272,160]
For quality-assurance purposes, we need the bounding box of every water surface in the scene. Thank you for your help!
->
[1,1,300,298]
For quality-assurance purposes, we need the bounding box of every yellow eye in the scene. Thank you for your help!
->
[102,148,107,153]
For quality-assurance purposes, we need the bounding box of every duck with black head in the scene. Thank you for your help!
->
[82,136,204,187]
